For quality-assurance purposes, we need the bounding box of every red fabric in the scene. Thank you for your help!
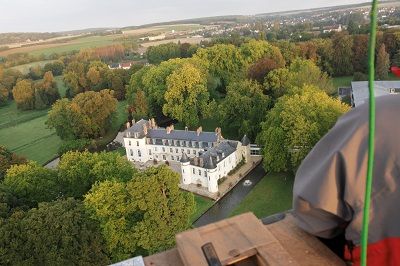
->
[391,66,400,77]
[344,237,400,266]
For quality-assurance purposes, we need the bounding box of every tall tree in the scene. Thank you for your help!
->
[46,90,117,139]
[58,150,136,198]
[12,79,35,110]
[163,63,213,127]
[147,43,181,64]
[247,55,285,84]
[352,35,369,73]
[257,85,349,173]
[0,199,110,265]
[3,162,59,207]
[376,44,390,80]
[218,79,271,141]
[331,33,354,76]
[84,165,195,261]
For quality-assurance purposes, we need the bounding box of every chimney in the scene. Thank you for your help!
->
[132,119,135,125]
[143,124,148,135]
[151,118,157,129]
[196,126,202,136]
[166,126,171,134]
[170,124,174,131]
[193,157,199,166]
[199,157,204,167]
[185,126,188,131]
[126,121,131,129]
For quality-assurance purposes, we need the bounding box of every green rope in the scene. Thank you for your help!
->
[360,0,378,265]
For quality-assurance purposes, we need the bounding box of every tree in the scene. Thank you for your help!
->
[12,79,35,110]
[0,198,110,265]
[240,40,283,65]
[3,162,59,207]
[194,44,244,92]
[264,59,334,97]
[247,56,285,84]
[131,89,149,119]
[147,43,181,64]
[58,150,136,198]
[46,90,117,139]
[43,60,64,76]
[107,70,125,100]
[331,33,354,76]
[256,85,349,173]
[218,79,271,141]
[376,44,390,80]
[34,71,60,109]
[0,146,26,181]
[63,61,88,96]
[84,165,195,261]
[163,63,213,127]
[352,35,369,73]
[28,65,43,80]
[273,40,299,65]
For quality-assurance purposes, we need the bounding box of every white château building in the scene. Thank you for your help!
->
[124,119,251,193]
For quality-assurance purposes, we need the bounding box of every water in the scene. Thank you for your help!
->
[193,163,266,227]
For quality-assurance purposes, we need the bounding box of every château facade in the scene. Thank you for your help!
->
[124,119,251,193]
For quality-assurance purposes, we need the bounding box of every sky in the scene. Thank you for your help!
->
[0,0,368,33]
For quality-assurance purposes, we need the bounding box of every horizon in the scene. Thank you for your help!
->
[0,0,368,33]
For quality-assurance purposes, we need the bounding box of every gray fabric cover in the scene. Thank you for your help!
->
[293,94,400,245]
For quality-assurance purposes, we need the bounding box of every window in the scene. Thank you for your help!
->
[162,147,165,152]
[129,141,131,146]
[155,147,158,151]
[181,148,184,153]
[149,149,152,155]
[188,150,191,155]
[192,168,195,174]
[170,148,173,153]
[204,171,207,177]
[130,149,133,156]
[171,156,174,161]
[163,155,166,160]
[198,169,201,175]
[183,169,185,173]
[175,148,178,153]
[138,150,141,157]
[193,150,196,155]
[136,141,139,146]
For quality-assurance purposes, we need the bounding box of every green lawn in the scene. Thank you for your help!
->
[0,115,62,164]
[9,60,55,74]
[230,172,294,218]
[0,101,49,130]
[190,194,214,224]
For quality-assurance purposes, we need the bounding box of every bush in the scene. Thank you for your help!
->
[353,72,368,81]
[165,161,170,166]
[153,159,158,165]
[218,176,227,185]
[58,139,92,155]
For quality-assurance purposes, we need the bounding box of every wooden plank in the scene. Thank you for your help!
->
[266,213,346,266]
[143,248,184,266]
[175,212,297,266]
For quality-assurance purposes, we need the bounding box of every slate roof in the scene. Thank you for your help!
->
[241,135,250,146]
[351,81,400,107]
[194,140,239,169]
[125,119,219,143]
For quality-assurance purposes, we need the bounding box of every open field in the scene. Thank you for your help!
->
[9,60,56,74]
[140,37,209,48]
[0,114,62,164]
[0,101,48,130]
[230,172,294,218]
[122,24,202,36]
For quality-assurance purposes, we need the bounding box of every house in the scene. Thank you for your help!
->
[351,81,400,107]
[123,119,251,193]
[322,24,342,33]
[108,62,133,70]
